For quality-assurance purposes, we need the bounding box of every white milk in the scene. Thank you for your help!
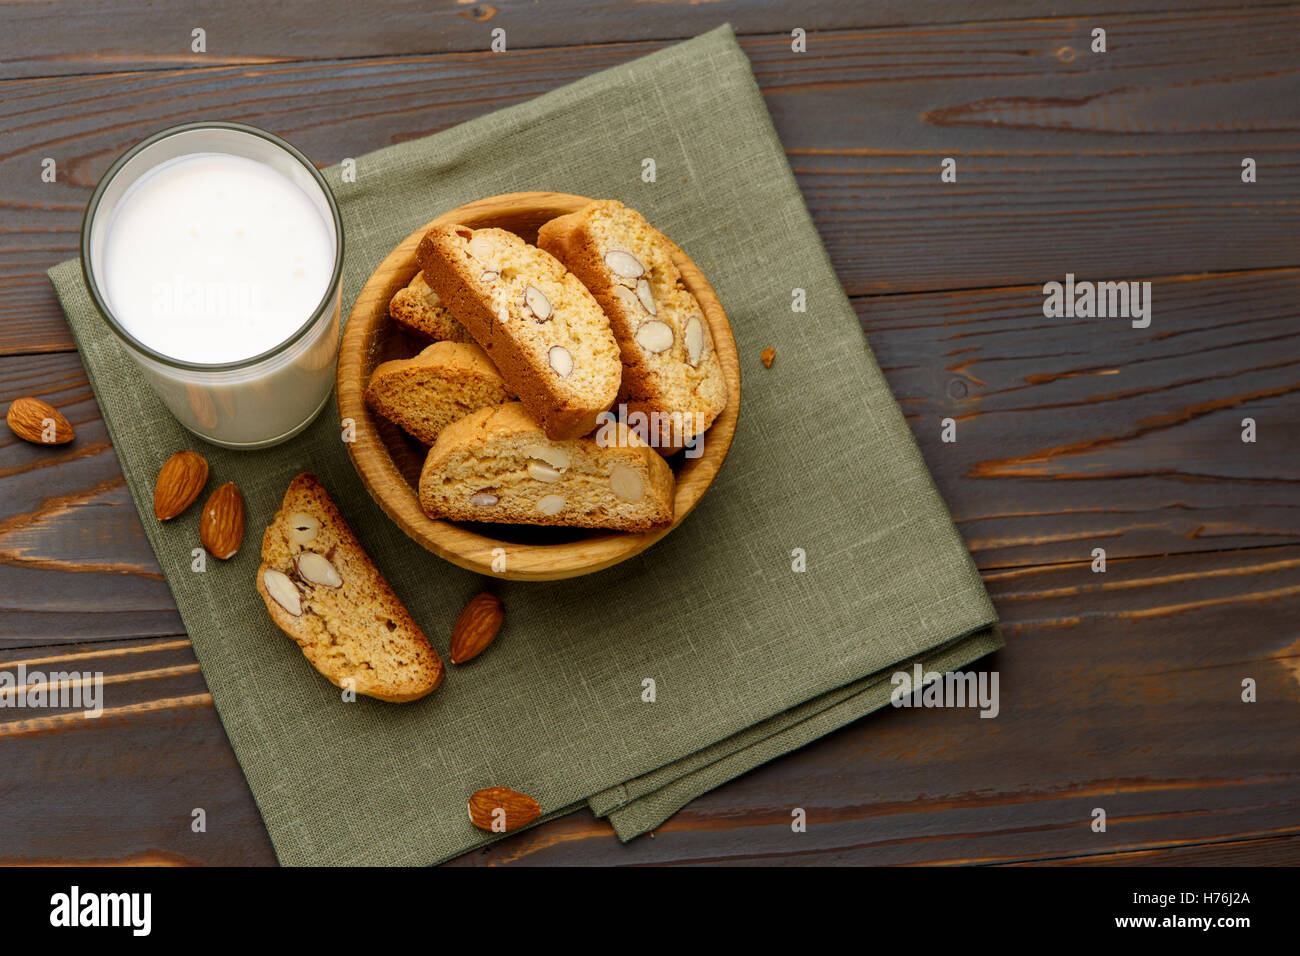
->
[104,153,333,364]
[92,146,342,448]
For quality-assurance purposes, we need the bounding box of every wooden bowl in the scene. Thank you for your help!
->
[336,192,741,581]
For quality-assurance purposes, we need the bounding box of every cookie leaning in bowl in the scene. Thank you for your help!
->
[256,473,445,702]
[416,225,621,440]
[365,341,515,446]
[537,199,728,456]
[388,270,473,343]
[418,402,674,531]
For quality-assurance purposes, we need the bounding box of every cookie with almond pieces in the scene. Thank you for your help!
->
[256,473,444,703]
[417,225,621,440]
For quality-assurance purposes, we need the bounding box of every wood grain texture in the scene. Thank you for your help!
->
[0,354,182,647]
[3,10,1298,354]
[338,192,740,580]
[0,0,1264,79]
[0,636,275,865]
[1009,834,1300,866]
[859,268,1300,569]
[3,545,1293,866]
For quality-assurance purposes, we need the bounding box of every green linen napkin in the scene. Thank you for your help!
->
[49,24,1000,865]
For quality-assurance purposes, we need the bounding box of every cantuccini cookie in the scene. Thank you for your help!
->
[538,200,728,455]
[416,225,621,440]
[365,341,514,445]
[388,270,473,343]
[256,473,445,702]
[418,402,674,531]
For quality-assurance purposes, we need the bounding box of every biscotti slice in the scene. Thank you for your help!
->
[417,225,621,440]
[365,341,514,445]
[256,473,444,703]
[388,271,473,343]
[418,402,674,531]
[537,200,728,455]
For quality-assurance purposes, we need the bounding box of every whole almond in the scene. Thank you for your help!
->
[6,397,74,445]
[153,450,210,520]
[450,592,504,664]
[200,482,245,560]
[467,786,541,833]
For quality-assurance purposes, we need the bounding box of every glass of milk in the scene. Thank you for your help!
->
[81,122,344,449]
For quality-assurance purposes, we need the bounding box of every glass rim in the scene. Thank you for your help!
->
[79,120,345,373]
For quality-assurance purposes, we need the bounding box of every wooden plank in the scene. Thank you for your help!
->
[798,146,1300,299]
[859,267,1300,568]
[0,0,1263,79]
[0,354,181,647]
[4,10,1299,353]
[0,636,276,865]
[2,545,1294,865]
[1004,834,1300,865]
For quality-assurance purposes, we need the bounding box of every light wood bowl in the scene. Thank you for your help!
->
[336,192,741,581]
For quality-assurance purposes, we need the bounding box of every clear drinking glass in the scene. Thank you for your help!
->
[81,122,345,449]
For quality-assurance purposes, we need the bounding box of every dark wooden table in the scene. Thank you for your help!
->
[2,1,1297,866]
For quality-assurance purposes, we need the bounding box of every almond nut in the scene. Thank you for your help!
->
[263,568,302,617]
[153,450,209,520]
[605,249,644,281]
[6,396,74,445]
[186,384,219,430]
[450,592,504,664]
[287,512,320,546]
[467,233,496,262]
[467,233,501,276]
[200,482,245,560]
[611,285,642,314]
[467,785,540,833]
[522,284,553,322]
[295,551,342,588]
[536,494,566,516]
[527,461,563,483]
[635,277,657,315]
[685,316,705,367]
[469,490,500,507]
[415,274,441,310]
[609,464,644,502]
[524,445,570,472]
[635,320,674,354]
[548,345,573,378]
